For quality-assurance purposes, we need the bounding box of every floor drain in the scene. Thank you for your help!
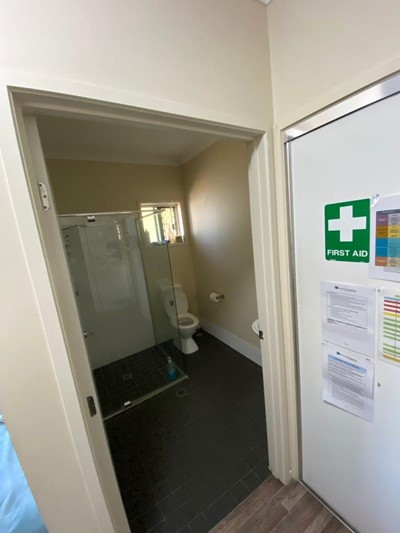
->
[176,388,187,398]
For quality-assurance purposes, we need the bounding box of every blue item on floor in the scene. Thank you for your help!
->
[0,412,47,533]
[166,357,178,381]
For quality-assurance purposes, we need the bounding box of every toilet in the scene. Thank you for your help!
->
[162,283,199,354]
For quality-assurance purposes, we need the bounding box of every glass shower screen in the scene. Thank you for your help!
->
[61,212,186,419]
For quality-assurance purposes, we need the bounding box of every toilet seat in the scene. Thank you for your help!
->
[177,312,199,330]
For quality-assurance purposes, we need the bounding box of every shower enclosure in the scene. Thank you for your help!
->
[60,211,186,419]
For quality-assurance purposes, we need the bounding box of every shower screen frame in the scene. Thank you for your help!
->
[59,211,185,419]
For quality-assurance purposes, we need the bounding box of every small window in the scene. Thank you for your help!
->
[140,203,184,244]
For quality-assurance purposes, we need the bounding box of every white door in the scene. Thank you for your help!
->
[291,92,400,532]
[20,116,130,533]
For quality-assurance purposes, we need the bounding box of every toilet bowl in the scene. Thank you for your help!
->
[162,283,199,354]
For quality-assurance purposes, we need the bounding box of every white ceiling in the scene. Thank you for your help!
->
[37,115,220,166]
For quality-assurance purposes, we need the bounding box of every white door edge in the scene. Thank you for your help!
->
[248,135,296,483]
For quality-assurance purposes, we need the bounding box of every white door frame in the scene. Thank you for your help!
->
[0,73,296,529]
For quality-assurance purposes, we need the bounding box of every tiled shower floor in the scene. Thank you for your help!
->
[93,344,186,419]
[105,331,269,532]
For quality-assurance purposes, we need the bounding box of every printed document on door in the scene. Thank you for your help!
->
[321,281,376,357]
[322,344,374,422]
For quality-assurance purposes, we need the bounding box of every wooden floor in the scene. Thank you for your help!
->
[211,477,349,533]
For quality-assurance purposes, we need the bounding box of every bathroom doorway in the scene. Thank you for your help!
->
[9,87,290,532]
[59,211,186,419]
[40,119,270,530]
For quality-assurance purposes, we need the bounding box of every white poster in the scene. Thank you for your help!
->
[370,193,400,282]
[322,344,374,422]
[321,281,376,357]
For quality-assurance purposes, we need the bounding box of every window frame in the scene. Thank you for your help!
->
[139,202,185,244]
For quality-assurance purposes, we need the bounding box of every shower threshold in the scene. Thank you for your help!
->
[93,344,187,420]
[102,374,187,421]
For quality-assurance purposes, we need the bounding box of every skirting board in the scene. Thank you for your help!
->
[200,318,262,366]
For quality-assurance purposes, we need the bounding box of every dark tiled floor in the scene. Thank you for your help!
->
[105,331,269,532]
[94,345,186,418]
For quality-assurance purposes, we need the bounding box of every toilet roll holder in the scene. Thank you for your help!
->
[210,292,225,302]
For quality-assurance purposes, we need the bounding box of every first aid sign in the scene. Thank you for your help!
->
[325,199,370,262]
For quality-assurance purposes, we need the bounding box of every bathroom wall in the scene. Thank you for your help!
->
[46,158,199,318]
[182,141,260,359]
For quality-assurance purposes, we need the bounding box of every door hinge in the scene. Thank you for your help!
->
[86,396,97,417]
[38,182,50,211]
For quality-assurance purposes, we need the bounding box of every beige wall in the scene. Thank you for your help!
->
[47,158,199,316]
[267,0,400,126]
[182,141,259,348]
[1,0,271,131]
[48,158,185,213]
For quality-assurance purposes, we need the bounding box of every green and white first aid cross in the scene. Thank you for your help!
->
[328,205,367,241]
[325,199,370,262]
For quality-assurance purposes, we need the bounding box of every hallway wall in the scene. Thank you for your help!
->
[1,0,272,130]
[267,0,400,126]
